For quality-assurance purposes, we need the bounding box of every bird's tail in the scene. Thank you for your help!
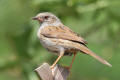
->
[78,44,112,67]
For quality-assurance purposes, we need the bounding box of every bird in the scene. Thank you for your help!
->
[32,12,112,69]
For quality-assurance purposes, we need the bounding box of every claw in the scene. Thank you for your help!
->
[50,65,54,69]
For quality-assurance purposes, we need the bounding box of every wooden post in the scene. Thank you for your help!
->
[35,63,70,80]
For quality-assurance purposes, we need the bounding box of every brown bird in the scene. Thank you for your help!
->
[32,12,112,69]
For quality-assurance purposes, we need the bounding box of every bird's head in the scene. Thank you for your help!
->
[32,12,61,24]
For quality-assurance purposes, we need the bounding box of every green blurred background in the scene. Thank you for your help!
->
[0,0,120,80]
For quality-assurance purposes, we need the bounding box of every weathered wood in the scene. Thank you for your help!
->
[35,63,54,80]
[35,63,70,80]
[52,64,70,80]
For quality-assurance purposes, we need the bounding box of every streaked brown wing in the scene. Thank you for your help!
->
[41,25,87,44]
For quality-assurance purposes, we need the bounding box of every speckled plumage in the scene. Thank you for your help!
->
[33,12,112,68]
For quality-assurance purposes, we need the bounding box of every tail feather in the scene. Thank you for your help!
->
[78,44,112,67]
[87,50,112,67]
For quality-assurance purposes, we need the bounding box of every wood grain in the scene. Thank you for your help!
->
[35,63,70,80]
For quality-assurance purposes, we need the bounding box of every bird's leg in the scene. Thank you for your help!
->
[50,48,64,69]
[68,52,77,69]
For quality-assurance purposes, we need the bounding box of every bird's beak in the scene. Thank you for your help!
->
[32,17,44,22]
[32,17,38,20]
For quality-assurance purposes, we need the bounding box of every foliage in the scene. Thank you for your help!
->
[0,0,120,80]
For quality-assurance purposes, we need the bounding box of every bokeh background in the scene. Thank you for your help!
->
[0,0,120,80]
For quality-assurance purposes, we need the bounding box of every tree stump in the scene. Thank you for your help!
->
[35,63,70,80]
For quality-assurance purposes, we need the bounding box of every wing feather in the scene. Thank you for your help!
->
[41,25,87,44]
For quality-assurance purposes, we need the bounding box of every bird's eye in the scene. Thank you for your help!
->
[44,16,49,19]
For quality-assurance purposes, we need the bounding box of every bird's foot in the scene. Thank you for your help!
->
[64,66,71,70]
[50,65,55,69]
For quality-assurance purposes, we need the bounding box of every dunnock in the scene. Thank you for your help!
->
[32,12,112,69]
